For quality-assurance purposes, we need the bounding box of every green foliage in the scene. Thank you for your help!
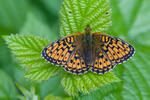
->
[0,69,17,100]
[20,13,57,41]
[16,83,38,100]
[0,0,28,34]
[61,72,119,96]
[60,0,111,36]
[5,34,60,81]
[44,94,72,100]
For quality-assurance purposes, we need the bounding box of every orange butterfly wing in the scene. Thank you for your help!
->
[91,33,135,74]
[42,33,89,74]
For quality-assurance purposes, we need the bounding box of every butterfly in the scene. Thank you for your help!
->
[42,25,135,75]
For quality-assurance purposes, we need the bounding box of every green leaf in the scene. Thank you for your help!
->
[0,69,17,99]
[78,82,121,100]
[16,83,38,100]
[61,72,120,97]
[5,34,60,81]
[60,0,112,36]
[44,94,72,100]
[44,94,62,100]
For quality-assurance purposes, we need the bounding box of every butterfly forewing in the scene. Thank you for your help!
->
[91,33,135,74]
[42,33,89,74]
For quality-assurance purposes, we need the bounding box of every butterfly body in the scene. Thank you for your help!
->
[42,25,135,75]
[82,29,92,66]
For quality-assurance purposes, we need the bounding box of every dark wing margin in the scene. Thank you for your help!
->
[41,37,75,66]
[91,33,135,74]
[42,33,89,74]
[100,34,135,64]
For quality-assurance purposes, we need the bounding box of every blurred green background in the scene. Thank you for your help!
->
[0,0,150,100]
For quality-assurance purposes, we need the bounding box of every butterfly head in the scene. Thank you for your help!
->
[85,24,92,34]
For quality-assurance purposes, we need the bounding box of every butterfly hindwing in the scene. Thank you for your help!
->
[91,33,135,74]
[42,33,89,74]
[63,51,89,74]
[91,50,116,74]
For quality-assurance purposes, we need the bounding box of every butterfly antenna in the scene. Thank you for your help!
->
[85,24,91,34]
